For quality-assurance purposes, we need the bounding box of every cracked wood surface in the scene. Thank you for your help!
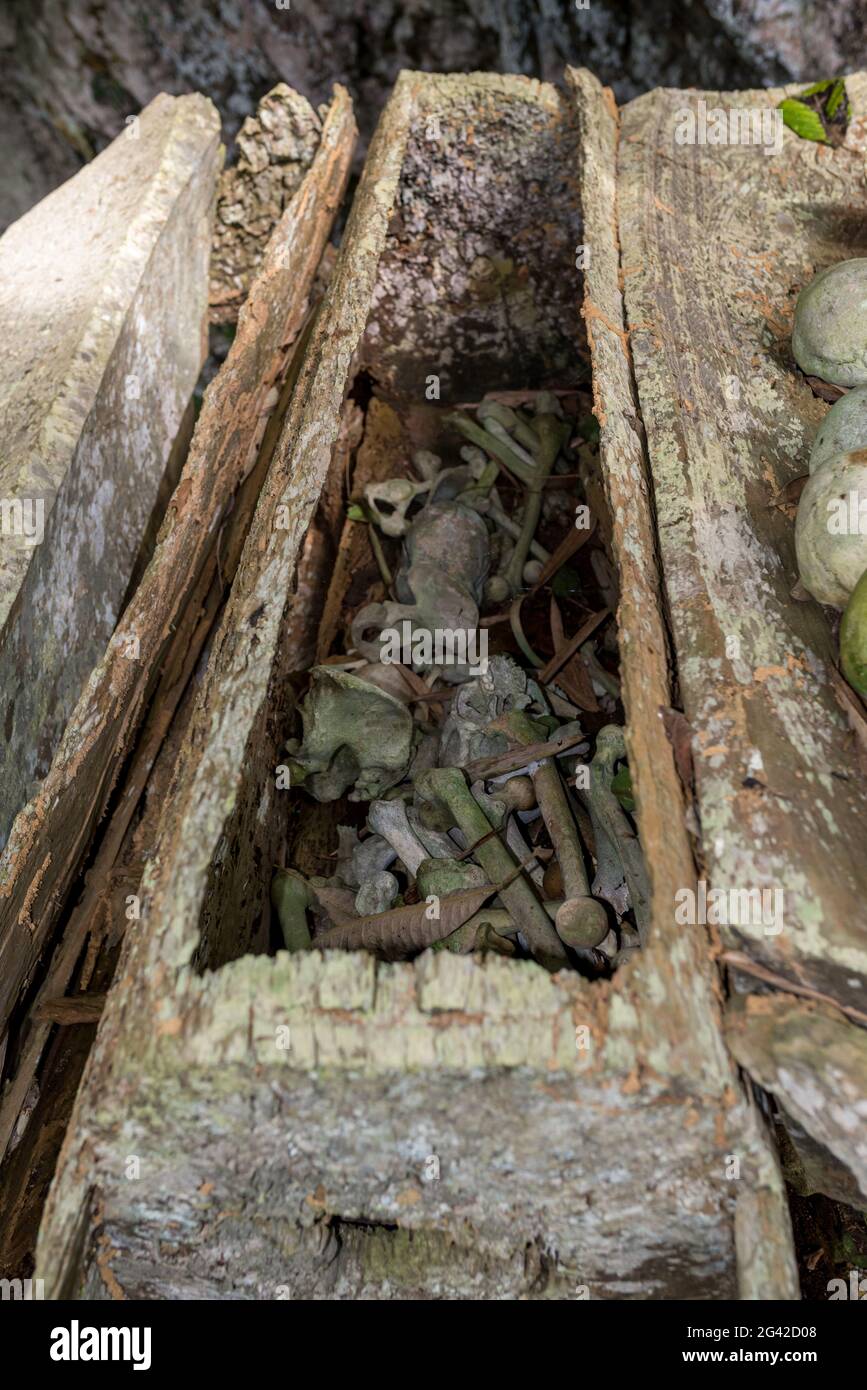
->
[35,72,797,1302]
[618,74,867,1010]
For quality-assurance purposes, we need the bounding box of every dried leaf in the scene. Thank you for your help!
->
[548,596,598,711]
[309,881,359,925]
[829,666,867,777]
[537,607,609,684]
[508,595,546,667]
[529,515,597,594]
[660,706,695,798]
[805,376,847,404]
[768,474,808,517]
[315,881,497,957]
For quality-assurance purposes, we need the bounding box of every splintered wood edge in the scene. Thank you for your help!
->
[0,87,358,1041]
[567,66,798,1300]
[565,67,728,1080]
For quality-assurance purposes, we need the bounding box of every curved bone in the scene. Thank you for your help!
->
[364,477,431,537]
[368,798,429,876]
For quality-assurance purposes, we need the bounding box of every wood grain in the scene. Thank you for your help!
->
[618,75,867,1009]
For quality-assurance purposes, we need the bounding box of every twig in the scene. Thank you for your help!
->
[720,951,867,1028]
[538,608,609,684]
[464,728,587,781]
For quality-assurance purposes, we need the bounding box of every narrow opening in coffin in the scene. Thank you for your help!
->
[259,96,647,979]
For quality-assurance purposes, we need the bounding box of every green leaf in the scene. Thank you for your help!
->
[611,765,635,812]
[346,503,366,521]
[799,79,833,98]
[826,78,846,118]
[577,415,600,445]
[778,98,828,143]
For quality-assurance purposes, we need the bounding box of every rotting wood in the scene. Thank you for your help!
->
[314,398,407,662]
[0,86,356,1047]
[209,84,323,324]
[34,72,798,1302]
[617,74,867,1011]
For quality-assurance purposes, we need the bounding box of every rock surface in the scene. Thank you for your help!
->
[0,91,220,849]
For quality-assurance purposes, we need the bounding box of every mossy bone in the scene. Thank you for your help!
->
[351,500,490,682]
[792,272,867,696]
[792,259,867,388]
[286,667,415,801]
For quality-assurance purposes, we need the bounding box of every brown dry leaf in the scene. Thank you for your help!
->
[537,607,609,684]
[315,882,497,957]
[768,473,808,518]
[829,667,867,777]
[660,706,695,798]
[529,516,597,594]
[805,376,847,404]
[310,882,359,925]
[547,595,598,711]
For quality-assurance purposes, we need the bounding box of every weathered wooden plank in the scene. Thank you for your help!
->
[35,72,797,1302]
[727,992,867,1213]
[568,64,797,1300]
[566,68,715,1072]
[0,86,356,1045]
[0,92,221,850]
[618,74,867,1010]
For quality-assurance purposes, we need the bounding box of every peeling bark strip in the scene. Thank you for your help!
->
[0,87,357,1042]
[0,92,221,851]
[618,74,867,1010]
[209,84,323,324]
[36,73,797,1303]
[567,68,706,999]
